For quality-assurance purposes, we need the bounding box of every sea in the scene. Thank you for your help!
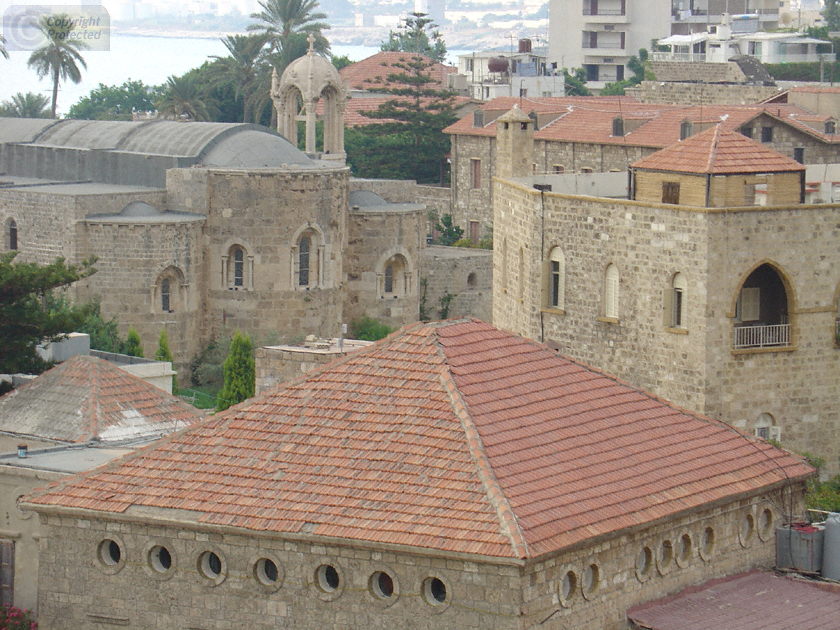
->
[0,34,383,115]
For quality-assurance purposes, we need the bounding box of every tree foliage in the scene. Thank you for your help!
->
[380,12,447,63]
[155,328,177,392]
[600,50,648,96]
[207,34,270,123]
[67,80,160,120]
[351,316,392,341]
[0,252,96,375]
[157,70,219,121]
[27,14,88,118]
[217,330,255,411]
[0,92,51,118]
[824,0,840,31]
[250,0,330,64]
[349,29,457,183]
[562,67,592,96]
[123,326,144,358]
[434,214,464,246]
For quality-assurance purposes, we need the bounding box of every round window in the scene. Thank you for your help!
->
[636,546,653,580]
[316,564,340,592]
[370,571,394,599]
[256,558,279,586]
[98,539,121,567]
[149,545,172,574]
[740,513,756,546]
[423,577,447,605]
[759,508,774,540]
[560,569,577,605]
[700,526,715,560]
[659,539,673,570]
[676,533,692,564]
[199,551,223,579]
[583,564,600,597]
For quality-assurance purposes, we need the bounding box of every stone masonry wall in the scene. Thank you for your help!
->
[450,134,496,240]
[523,486,804,630]
[36,515,521,630]
[704,205,840,473]
[626,82,779,106]
[422,246,493,323]
[493,181,711,415]
[345,208,423,330]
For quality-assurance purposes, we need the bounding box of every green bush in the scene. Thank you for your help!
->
[216,331,255,412]
[123,326,143,358]
[351,316,392,341]
[155,328,177,392]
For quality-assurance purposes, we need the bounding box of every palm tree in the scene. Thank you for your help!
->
[249,0,330,63]
[207,33,270,123]
[157,72,216,122]
[1,35,8,59]
[26,15,88,118]
[0,92,51,118]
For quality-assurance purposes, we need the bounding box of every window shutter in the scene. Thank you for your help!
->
[605,265,619,319]
[740,287,760,322]
[0,540,14,606]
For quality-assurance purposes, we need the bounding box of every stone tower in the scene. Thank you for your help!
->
[494,106,534,180]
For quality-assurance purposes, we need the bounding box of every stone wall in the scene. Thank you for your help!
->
[449,135,496,241]
[626,81,780,106]
[345,207,424,330]
[254,340,372,395]
[493,174,840,473]
[523,486,804,630]
[36,515,521,630]
[422,246,493,323]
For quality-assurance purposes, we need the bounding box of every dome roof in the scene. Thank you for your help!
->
[277,39,343,102]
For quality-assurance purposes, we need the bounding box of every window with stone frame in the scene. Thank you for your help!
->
[668,272,687,328]
[680,120,693,140]
[612,117,624,137]
[293,229,322,289]
[544,247,565,310]
[161,278,171,312]
[222,244,253,290]
[0,540,13,606]
[761,126,773,143]
[155,268,184,313]
[471,159,481,189]
[381,254,409,297]
[299,236,311,286]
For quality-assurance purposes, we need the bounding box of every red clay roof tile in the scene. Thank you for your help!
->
[24,320,812,560]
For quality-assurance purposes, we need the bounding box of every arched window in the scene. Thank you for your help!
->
[544,247,565,309]
[299,236,310,286]
[223,244,252,290]
[380,254,409,297]
[670,272,686,328]
[467,272,477,288]
[754,412,780,442]
[680,120,693,140]
[612,117,624,137]
[161,278,171,312]
[604,264,619,319]
[6,219,17,251]
[734,263,791,349]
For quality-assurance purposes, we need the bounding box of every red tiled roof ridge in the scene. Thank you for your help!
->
[439,361,530,559]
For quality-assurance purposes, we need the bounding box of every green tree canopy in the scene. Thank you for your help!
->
[434,214,464,246]
[380,12,447,63]
[156,70,218,121]
[67,80,160,120]
[0,92,51,118]
[207,33,270,123]
[824,0,840,31]
[217,330,255,411]
[27,14,89,118]
[155,327,177,392]
[123,326,144,358]
[0,34,8,59]
[563,67,592,96]
[250,0,330,64]
[0,252,97,374]
[348,26,457,184]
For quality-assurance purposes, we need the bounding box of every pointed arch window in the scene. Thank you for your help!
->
[222,244,253,290]
[233,248,244,287]
[299,236,310,286]
[733,263,791,349]
[543,247,565,310]
[161,278,171,312]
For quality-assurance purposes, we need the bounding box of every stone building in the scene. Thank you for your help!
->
[0,54,428,373]
[445,96,840,239]
[23,319,811,629]
[491,110,840,473]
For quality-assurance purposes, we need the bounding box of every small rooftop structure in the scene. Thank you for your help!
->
[627,570,840,629]
[0,354,202,444]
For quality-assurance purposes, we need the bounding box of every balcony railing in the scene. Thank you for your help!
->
[651,52,706,62]
[583,42,625,49]
[733,323,790,349]
[583,8,625,15]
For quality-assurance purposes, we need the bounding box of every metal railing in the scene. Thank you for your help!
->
[583,8,625,15]
[651,52,707,62]
[583,42,625,49]
[733,323,790,349]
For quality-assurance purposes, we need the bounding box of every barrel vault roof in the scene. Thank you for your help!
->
[24,320,812,560]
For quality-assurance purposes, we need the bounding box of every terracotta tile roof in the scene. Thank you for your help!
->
[627,571,840,629]
[339,51,456,92]
[23,320,812,560]
[0,355,202,443]
[444,96,840,147]
[317,95,471,127]
[630,125,805,175]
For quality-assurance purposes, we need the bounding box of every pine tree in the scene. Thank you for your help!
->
[216,331,255,411]
[155,328,177,393]
[0,252,97,374]
[123,326,144,358]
